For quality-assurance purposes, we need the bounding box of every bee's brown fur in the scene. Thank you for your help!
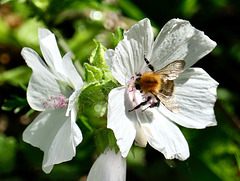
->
[129,59,185,113]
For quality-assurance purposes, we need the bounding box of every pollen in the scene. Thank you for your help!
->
[42,94,68,110]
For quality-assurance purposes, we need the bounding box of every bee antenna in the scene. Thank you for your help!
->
[144,56,154,71]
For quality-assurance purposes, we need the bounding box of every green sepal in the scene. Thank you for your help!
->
[79,79,118,117]
[94,128,119,154]
[79,82,104,110]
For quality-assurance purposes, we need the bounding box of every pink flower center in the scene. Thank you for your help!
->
[127,76,158,110]
[127,76,139,104]
[42,94,68,110]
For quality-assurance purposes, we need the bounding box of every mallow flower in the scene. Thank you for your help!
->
[105,18,218,160]
[21,28,83,173]
[87,147,126,181]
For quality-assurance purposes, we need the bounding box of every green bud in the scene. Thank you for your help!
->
[84,63,103,82]
[89,40,107,69]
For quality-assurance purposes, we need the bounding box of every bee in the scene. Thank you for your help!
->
[129,56,185,113]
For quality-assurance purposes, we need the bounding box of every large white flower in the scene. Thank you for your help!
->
[87,147,126,181]
[105,18,218,160]
[21,28,83,173]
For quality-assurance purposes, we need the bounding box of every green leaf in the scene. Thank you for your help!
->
[80,82,105,108]
[0,65,32,86]
[16,18,44,50]
[84,62,103,82]
[79,115,94,133]
[101,79,118,96]
[180,0,200,18]
[79,79,117,115]
[235,153,240,172]
[94,128,109,153]
[112,27,124,47]
[83,41,116,86]
[0,19,14,45]
[127,147,145,167]
[0,134,17,174]
[107,129,119,154]
[79,41,118,117]
[31,0,49,11]
[118,0,146,20]
[217,88,234,101]
[201,140,240,181]
[1,95,28,113]
[89,40,107,69]
[94,128,119,154]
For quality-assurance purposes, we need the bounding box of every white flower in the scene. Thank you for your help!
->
[105,18,218,160]
[87,147,126,181]
[21,28,83,173]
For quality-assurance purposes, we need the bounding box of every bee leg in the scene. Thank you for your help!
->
[128,96,151,112]
[149,92,161,108]
[144,54,154,71]
[142,99,160,112]
[149,100,160,108]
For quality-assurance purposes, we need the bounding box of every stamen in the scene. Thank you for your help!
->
[42,94,68,110]
[127,76,142,106]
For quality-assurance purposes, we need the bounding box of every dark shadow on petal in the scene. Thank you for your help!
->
[175,68,195,86]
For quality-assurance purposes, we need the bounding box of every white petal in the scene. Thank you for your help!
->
[38,27,52,40]
[66,89,81,117]
[70,106,82,146]
[105,19,154,85]
[87,147,126,181]
[151,18,216,70]
[124,18,154,61]
[138,109,190,160]
[21,47,62,111]
[105,39,144,85]
[63,53,83,116]
[23,108,82,173]
[161,68,218,129]
[38,28,66,75]
[105,49,115,76]
[107,87,137,157]
[62,52,83,90]
[134,124,147,147]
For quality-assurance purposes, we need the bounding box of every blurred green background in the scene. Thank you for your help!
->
[0,0,240,180]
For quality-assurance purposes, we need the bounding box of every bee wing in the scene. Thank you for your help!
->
[154,60,185,80]
[156,93,179,113]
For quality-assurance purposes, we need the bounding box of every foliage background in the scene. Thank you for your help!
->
[0,0,240,180]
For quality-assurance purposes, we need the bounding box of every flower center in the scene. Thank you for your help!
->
[42,94,68,110]
[126,77,136,104]
[127,75,159,111]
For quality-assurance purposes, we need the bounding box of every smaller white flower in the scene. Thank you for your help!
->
[21,28,83,173]
[87,147,126,181]
[105,18,218,160]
